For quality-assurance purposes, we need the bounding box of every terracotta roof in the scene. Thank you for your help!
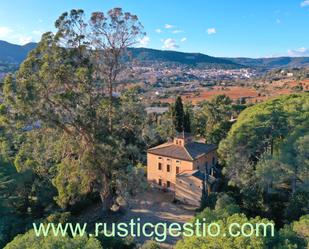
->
[148,142,216,161]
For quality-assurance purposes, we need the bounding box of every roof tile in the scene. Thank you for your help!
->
[148,142,216,161]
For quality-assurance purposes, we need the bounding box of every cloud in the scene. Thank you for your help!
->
[287,47,309,57]
[180,37,187,42]
[138,36,150,47]
[162,38,178,50]
[0,26,13,38]
[0,27,35,45]
[301,0,309,7]
[165,24,174,29]
[172,29,183,34]
[155,28,162,33]
[18,36,34,45]
[207,28,216,35]
[32,30,43,36]
[276,19,281,24]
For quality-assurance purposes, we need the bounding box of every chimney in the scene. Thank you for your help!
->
[174,132,193,146]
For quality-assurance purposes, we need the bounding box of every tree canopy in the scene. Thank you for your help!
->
[217,93,309,224]
[4,230,102,249]
[219,93,309,190]
[176,204,308,249]
[1,8,146,213]
[193,95,235,144]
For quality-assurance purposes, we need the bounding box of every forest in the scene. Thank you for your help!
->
[0,8,308,249]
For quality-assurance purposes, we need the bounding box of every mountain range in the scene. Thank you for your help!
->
[0,40,37,64]
[223,57,309,70]
[1,40,309,70]
[127,47,241,69]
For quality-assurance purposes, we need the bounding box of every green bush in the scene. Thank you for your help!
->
[4,229,103,249]
[46,211,71,224]
[141,240,161,249]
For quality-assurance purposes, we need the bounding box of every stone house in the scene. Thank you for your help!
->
[147,133,219,206]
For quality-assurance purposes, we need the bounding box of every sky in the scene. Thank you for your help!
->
[0,0,309,58]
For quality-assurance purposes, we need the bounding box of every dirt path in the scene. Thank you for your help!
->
[78,188,196,248]
[122,189,196,247]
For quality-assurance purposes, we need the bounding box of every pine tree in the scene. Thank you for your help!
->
[184,110,191,133]
[173,96,184,133]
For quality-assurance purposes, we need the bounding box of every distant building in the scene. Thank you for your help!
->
[145,107,169,115]
[147,132,219,206]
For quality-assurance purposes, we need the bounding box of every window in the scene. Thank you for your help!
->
[158,179,162,186]
[176,166,180,174]
[176,160,181,164]
[167,164,171,172]
[167,158,171,161]
[167,181,171,188]
[158,162,162,170]
[158,157,162,159]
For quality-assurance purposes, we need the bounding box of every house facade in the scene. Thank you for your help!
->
[175,170,216,206]
[147,133,219,206]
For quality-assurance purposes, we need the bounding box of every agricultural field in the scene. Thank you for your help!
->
[154,78,309,104]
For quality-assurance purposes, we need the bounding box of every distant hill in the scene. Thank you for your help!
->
[223,57,309,70]
[0,40,242,69]
[126,47,242,68]
[0,40,245,70]
[1,40,309,70]
[0,40,36,64]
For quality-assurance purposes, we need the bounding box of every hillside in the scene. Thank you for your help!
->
[224,56,309,69]
[127,47,242,68]
[0,40,36,64]
[0,40,242,69]
[1,40,309,70]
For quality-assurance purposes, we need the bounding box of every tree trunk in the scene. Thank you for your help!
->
[100,188,114,213]
[207,184,211,195]
[108,80,113,132]
[100,173,114,213]
[291,176,296,196]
